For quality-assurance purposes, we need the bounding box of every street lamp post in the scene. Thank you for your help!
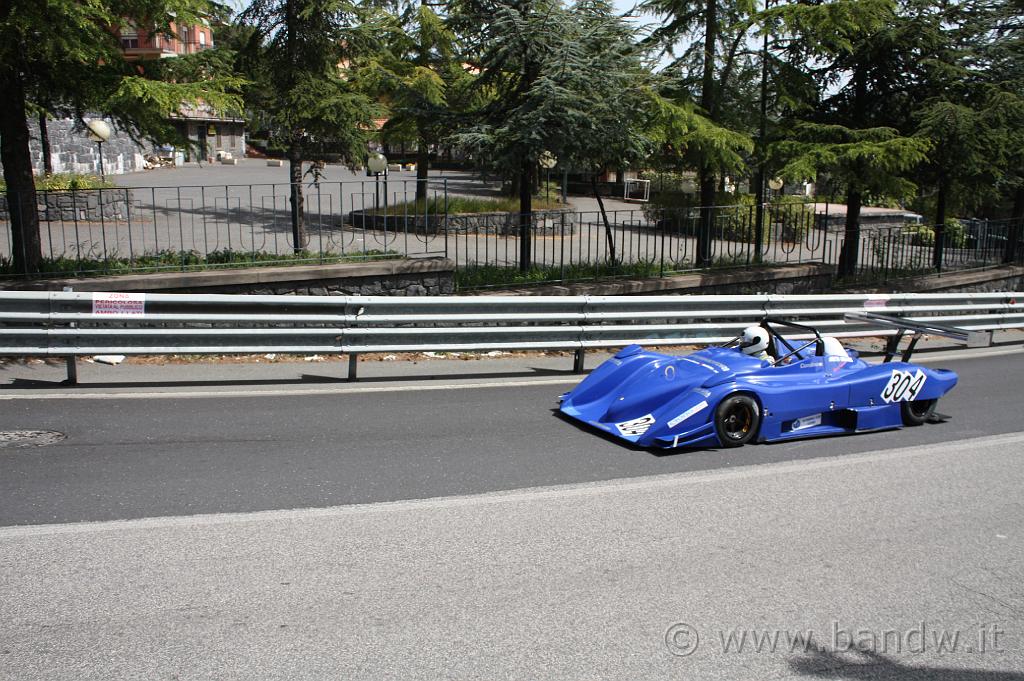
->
[818,171,831,231]
[86,119,112,181]
[539,151,557,203]
[366,152,388,213]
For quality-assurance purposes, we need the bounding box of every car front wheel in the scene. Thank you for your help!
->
[714,394,761,447]
[901,399,936,426]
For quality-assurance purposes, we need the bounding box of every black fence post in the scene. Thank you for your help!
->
[1005,218,1021,265]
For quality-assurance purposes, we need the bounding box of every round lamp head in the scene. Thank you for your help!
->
[86,119,112,143]
[366,152,388,174]
[538,151,557,169]
[768,177,784,191]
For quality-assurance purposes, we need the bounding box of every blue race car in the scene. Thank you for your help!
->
[558,318,958,449]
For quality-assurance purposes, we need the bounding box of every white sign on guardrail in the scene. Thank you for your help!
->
[92,292,146,316]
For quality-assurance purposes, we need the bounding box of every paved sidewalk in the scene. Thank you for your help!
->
[2,331,1020,394]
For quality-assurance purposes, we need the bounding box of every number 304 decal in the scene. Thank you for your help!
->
[881,369,927,403]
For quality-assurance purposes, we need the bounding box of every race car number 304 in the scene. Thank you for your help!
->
[881,369,927,403]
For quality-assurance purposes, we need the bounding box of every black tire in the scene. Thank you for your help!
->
[901,399,936,426]
[714,394,761,447]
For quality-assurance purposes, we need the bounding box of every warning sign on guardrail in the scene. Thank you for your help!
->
[92,292,146,316]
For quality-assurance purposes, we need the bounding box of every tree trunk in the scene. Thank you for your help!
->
[752,6,769,264]
[592,174,617,264]
[39,111,53,175]
[518,158,532,271]
[1004,185,1023,264]
[838,189,862,278]
[415,139,428,203]
[695,0,717,268]
[697,168,716,267]
[933,179,947,271]
[288,142,305,253]
[0,68,42,274]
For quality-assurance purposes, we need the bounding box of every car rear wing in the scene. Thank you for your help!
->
[843,311,993,362]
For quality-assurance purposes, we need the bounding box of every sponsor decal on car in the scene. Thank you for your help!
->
[791,413,822,430]
[881,369,927,403]
[614,414,656,437]
[679,357,730,373]
[667,401,710,428]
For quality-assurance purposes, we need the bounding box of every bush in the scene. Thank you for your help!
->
[0,173,115,192]
[904,218,966,248]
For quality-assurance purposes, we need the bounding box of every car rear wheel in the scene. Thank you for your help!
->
[714,394,761,447]
[901,399,936,426]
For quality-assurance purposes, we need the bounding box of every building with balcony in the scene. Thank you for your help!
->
[116,21,214,60]
[116,19,246,163]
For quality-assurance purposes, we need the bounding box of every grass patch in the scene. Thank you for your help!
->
[455,255,759,290]
[0,173,116,192]
[0,248,400,278]
[364,195,563,215]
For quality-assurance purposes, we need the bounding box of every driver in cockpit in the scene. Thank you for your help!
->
[738,326,771,362]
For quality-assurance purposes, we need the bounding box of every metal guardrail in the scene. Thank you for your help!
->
[0,290,1021,383]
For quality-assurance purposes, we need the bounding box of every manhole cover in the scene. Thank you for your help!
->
[0,430,66,449]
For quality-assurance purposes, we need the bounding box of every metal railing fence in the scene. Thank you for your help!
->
[1,290,1021,383]
[1,179,1021,285]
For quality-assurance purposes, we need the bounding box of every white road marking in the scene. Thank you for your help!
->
[3,431,1022,538]
[0,377,582,400]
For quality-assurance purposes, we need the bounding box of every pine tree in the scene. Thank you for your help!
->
[0,0,242,274]
[358,1,468,202]
[767,0,931,276]
[641,0,757,265]
[239,0,381,251]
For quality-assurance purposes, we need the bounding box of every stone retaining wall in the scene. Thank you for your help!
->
[0,188,135,222]
[481,263,836,297]
[3,258,456,296]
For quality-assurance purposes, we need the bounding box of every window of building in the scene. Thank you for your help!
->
[198,30,206,47]
[120,27,139,49]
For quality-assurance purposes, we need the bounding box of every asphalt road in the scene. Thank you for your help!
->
[2,353,1024,679]
[0,354,1020,526]
[2,431,1023,680]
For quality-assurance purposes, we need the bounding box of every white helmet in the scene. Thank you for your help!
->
[739,326,769,356]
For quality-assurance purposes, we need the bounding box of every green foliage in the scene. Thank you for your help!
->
[355,4,467,151]
[0,0,246,272]
[903,219,966,248]
[0,174,114,192]
[772,123,930,203]
[0,0,244,146]
[645,93,754,176]
[452,0,656,180]
[237,0,381,163]
[0,248,399,277]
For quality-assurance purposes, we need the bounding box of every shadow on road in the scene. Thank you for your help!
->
[3,366,570,390]
[549,408,693,455]
[790,645,1024,680]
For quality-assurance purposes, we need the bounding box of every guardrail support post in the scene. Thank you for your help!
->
[65,355,78,385]
[348,353,358,382]
[573,348,585,373]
